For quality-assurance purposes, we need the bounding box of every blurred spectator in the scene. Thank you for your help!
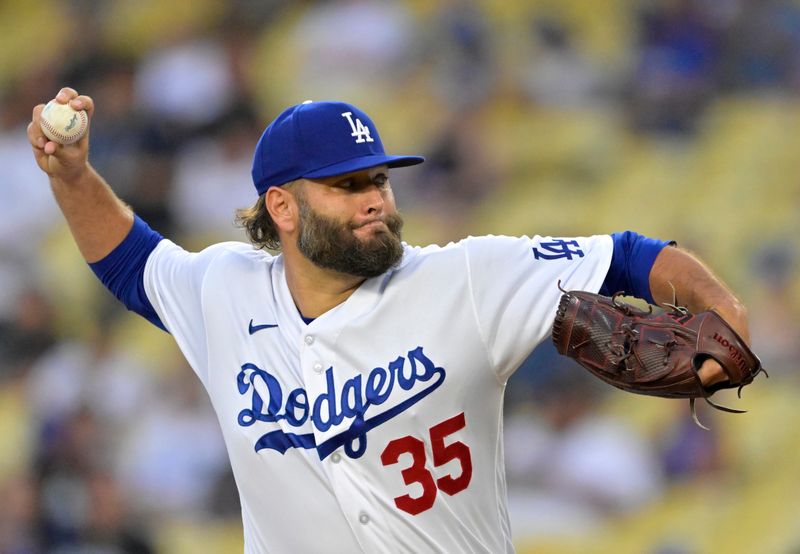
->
[117,363,229,518]
[69,55,149,201]
[0,474,39,554]
[32,407,155,553]
[134,32,239,132]
[718,0,800,92]
[0,370,36,491]
[0,288,58,379]
[747,241,800,373]
[409,106,500,234]
[35,407,105,548]
[659,402,725,481]
[51,471,155,554]
[60,51,181,234]
[628,0,721,134]
[170,104,263,241]
[505,343,663,538]
[26,315,153,435]
[521,16,607,108]
[207,467,243,519]
[425,0,495,108]
[130,26,261,237]
[0,77,61,320]
[289,0,415,101]
[128,152,178,238]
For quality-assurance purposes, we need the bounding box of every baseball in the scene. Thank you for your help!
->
[39,100,88,144]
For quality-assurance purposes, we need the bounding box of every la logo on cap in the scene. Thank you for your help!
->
[341,111,374,144]
[251,100,424,194]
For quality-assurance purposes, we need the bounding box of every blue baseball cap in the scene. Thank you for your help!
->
[251,100,425,195]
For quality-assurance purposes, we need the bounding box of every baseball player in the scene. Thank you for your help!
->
[29,87,749,553]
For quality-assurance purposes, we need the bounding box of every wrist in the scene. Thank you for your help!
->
[50,163,93,188]
[710,301,750,344]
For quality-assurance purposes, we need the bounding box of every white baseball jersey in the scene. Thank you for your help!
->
[143,233,613,553]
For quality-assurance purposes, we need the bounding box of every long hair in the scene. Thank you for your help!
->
[235,194,281,251]
[235,181,301,251]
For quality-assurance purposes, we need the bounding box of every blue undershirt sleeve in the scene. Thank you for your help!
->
[88,215,166,331]
[599,231,674,304]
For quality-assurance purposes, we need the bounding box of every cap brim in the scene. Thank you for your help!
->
[303,154,424,179]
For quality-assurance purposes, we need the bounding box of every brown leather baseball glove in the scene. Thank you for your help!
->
[551,286,766,428]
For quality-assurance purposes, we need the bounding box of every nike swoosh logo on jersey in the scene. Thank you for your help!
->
[248,319,279,334]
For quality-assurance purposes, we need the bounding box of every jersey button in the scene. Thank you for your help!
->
[313,362,324,374]
[358,512,370,525]
[304,335,314,345]
[331,452,341,463]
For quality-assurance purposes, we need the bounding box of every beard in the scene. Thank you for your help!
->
[295,196,405,278]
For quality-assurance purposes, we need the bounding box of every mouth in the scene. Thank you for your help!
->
[353,219,387,232]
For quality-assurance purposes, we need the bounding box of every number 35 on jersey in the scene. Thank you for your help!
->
[381,412,473,515]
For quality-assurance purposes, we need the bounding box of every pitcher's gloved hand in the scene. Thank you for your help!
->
[551,286,766,428]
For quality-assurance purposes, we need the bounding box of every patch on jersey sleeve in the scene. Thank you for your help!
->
[532,239,584,261]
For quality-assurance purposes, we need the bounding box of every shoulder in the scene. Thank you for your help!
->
[149,239,276,274]
[460,233,612,260]
[396,235,534,266]
[395,241,466,270]
[201,241,274,262]
[391,236,518,277]
[155,239,270,259]
[198,241,276,276]
[394,233,612,277]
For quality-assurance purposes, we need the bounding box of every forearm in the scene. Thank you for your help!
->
[30,88,135,263]
[50,163,135,263]
[649,245,749,342]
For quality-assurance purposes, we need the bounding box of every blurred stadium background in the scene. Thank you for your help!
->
[1,0,799,552]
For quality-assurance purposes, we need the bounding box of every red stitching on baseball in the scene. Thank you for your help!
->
[41,109,87,143]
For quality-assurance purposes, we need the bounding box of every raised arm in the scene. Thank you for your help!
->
[649,244,750,386]
[27,87,133,262]
[28,87,165,330]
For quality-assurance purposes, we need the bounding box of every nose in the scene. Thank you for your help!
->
[361,183,385,215]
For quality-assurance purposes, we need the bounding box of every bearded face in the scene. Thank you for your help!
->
[294,193,404,278]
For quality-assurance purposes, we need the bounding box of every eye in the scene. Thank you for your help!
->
[373,173,388,187]
[336,179,354,189]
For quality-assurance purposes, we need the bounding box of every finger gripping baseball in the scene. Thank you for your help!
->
[39,100,88,144]
[552,288,766,427]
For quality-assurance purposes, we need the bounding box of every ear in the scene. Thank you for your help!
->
[265,185,300,234]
